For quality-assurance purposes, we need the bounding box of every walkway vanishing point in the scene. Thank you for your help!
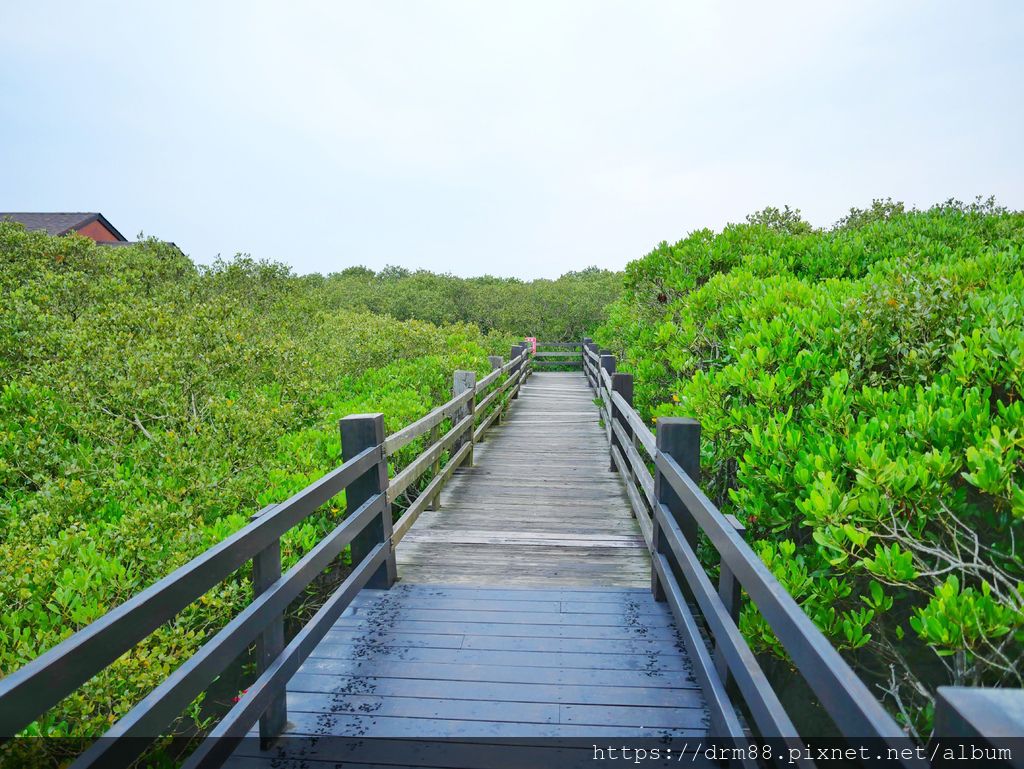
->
[230,370,711,767]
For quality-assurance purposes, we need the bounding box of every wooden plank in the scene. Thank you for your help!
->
[472,401,501,442]
[617,397,656,458]
[286,691,707,730]
[474,379,505,415]
[458,636,686,655]
[255,710,707,738]
[286,675,701,706]
[476,365,503,391]
[394,570,649,588]
[357,584,651,599]
[296,658,696,689]
[328,619,680,641]
[286,692,560,723]
[344,590,671,614]
[348,595,563,612]
[441,486,627,501]
[560,703,705,728]
[306,644,691,672]
[400,532,644,548]
[333,607,676,627]
[323,630,466,648]
[397,577,651,591]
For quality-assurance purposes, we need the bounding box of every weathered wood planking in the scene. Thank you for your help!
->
[229,373,710,762]
[396,372,650,588]
[239,584,707,752]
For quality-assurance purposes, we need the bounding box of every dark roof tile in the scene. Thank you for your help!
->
[0,212,127,240]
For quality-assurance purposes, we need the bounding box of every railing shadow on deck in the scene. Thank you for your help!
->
[0,346,533,768]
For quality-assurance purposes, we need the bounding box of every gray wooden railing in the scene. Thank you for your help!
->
[529,339,583,368]
[0,346,532,768]
[581,340,927,768]
[4,334,1014,766]
[931,687,1023,753]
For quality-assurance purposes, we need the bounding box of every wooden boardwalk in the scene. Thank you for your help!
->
[236,372,709,764]
[2,343,966,769]
[396,372,650,587]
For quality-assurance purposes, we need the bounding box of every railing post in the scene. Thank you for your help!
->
[930,687,1024,746]
[716,513,745,689]
[453,370,476,465]
[651,417,701,601]
[251,504,286,748]
[582,337,592,371]
[510,345,523,399]
[339,413,396,589]
[599,354,616,443]
[609,372,634,473]
[488,356,503,424]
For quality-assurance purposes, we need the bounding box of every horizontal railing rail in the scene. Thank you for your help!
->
[388,345,531,546]
[582,340,922,767]
[530,339,584,368]
[0,444,380,740]
[0,344,533,767]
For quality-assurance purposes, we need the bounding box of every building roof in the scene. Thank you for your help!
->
[0,212,128,241]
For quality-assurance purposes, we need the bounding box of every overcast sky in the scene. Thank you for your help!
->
[2,2,1022,278]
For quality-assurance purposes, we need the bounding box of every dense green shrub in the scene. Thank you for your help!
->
[316,265,622,340]
[0,223,508,741]
[597,199,1024,735]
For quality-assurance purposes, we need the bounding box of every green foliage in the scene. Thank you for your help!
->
[316,265,622,340]
[745,204,814,235]
[0,223,509,743]
[597,199,1024,734]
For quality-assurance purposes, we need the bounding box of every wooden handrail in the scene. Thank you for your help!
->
[476,365,503,391]
[4,335,934,759]
[391,443,471,546]
[657,451,914,747]
[0,349,535,762]
[386,349,530,545]
[0,444,381,742]
[184,541,389,769]
[533,341,582,348]
[587,341,922,762]
[387,414,474,503]
[72,493,387,767]
[383,388,474,454]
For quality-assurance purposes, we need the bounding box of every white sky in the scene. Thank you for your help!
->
[1,2,1022,278]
